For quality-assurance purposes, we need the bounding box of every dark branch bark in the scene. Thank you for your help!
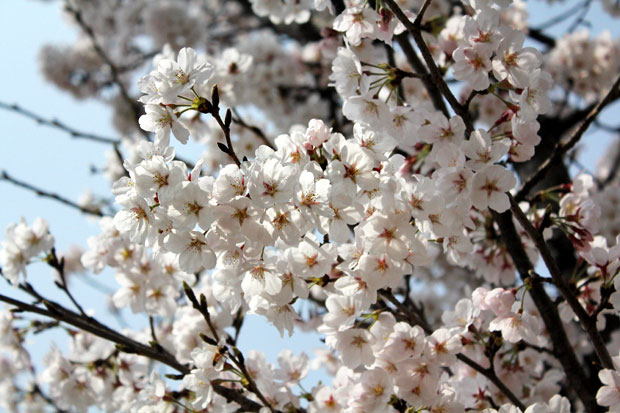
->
[385,0,474,134]
[516,74,620,202]
[0,292,266,412]
[509,194,613,369]
[395,34,449,118]
[493,210,602,412]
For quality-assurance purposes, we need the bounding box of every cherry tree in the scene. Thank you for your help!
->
[2,0,620,411]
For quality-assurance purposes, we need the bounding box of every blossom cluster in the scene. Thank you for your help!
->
[546,29,620,101]
[58,35,559,410]
[0,217,54,286]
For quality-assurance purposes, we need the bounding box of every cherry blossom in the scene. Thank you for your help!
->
[3,1,620,412]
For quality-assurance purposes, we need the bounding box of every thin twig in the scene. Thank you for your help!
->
[48,248,89,319]
[567,0,593,33]
[211,88,241,167]
[599,131,620,187]
[1,170,105,217]
[149,316,159,346]
[455,353,525,411]
[231,108,274,150]
[183,282,275,412]
[64,3,144,130]
[0,101,129,178]
[31,383,68,413]
[0,101,120,144]
[464,89,481,111]
[533,1,589,32]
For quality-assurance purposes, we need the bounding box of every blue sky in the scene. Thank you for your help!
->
[2,0,620,408]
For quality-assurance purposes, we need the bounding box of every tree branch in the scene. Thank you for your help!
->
[0,291,266,412]
[48,248,89,319]
[0,170,105,217]
[516,73,620,202]
[64,2,144,130]
[493,210,602,412]
[385,0,473,134]
[378,289,526,411]
[183,282,276,412]
[0,101,120,145]
[395,34,449,118]
[231,108,274,150]
[508,194,613,369]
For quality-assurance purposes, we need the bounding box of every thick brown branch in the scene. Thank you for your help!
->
[0,292,266,412]
[493,210,601,412]
[527,29,556,48]
[508,194,613,369]
[395,34,449,117]
[516,74,620,202]
[385,0,473,134]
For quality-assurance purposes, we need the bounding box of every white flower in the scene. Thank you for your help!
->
[164,230,216,273]
[333,7,379,46]
[12,217,55,257]
[463,130,510,171]
[247,157,298,208]
[380,322,426,362]
[113,195,152,244]
[241,258,282,297]
[139,103,190,147]
[452,44,492,91]
[334,328,374,369]
[427,327,462,365]
[213,197,272,246]
[155,47,213,101]
[168,179,214,231]
[597,367,620,412]
[492,29,542,87]
[511,69,553,120]
[329,47,366,98]
[470,165,516,212]
[134,157,185,203]
[342,94,392,133]
[276,350,309,384]
[350,368,392,411]
[212,164,247,203]
[183,368,217,409]
[489,306,542,344]
[324,295,364,330]
[296,170,332,223]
